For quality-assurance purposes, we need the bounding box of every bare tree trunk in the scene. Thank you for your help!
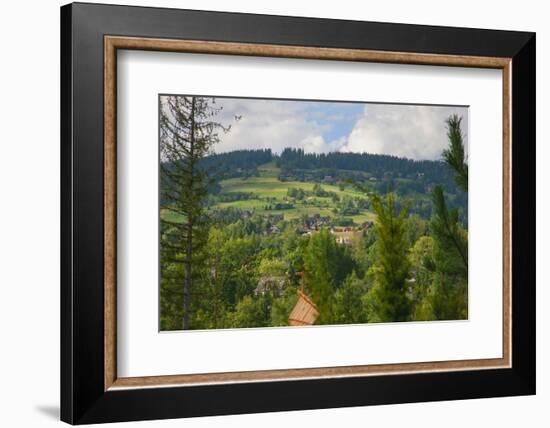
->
[182,97,196,330]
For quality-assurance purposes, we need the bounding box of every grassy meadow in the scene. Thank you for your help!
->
[162,161,376,224]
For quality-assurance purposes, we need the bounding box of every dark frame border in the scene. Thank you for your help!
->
[104,36,512,390]
[61,2,535,424]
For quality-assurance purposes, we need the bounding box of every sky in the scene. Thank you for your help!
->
[184,96,469,161]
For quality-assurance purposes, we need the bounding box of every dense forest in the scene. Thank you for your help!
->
[159,95,468,331]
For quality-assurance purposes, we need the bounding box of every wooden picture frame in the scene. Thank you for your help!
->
[61,2,535,424]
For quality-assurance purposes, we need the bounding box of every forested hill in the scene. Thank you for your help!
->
[200,149,273,175]
[199,148,456,190]
[278,148,450,181]
[193,148,466,221]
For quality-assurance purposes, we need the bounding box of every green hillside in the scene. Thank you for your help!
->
[214,162,373,222]
[162,161,378,225]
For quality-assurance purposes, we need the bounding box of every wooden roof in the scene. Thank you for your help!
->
[288,290,319,326]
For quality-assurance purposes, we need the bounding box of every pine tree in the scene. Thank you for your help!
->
[408,235,436,320]
[302,229,355,324]
[431,186,468,274]
[442,114,468,192]
[160,96,230,329]
[303,229,336,324]
[367,193,412,322]
[425,186,468,319]
[333,272,368,324]
[421,114,469,320]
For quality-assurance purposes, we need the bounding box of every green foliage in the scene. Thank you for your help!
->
[442,114,468,192]
[312,183,330,197]
[198,149,272,181]
[333,272,369,324]
[430,186,468,276]
[367,193,412,322]
[164,146,467,222]
[416,115,469,321]
[408,236,435,286]
[159,238,185,331]
[406,215,428,247]
[257,258,287,277]
[303,229,355,324]
[270,288,299,326]
[287,187,306,200]
[278,147,458,192]
[422,274,468,321]
[415,186,468,320]
[333,217,355,227]
[407,236,436,320]
[303,230,335,324]
[160,96,232,329]
[230,295,272,328]
[339,195,360,216]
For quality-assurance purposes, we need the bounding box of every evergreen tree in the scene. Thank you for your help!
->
[408,235,436,320]
[442,114,468,192]
[367,193,412,322]
[303,229,336,324]
[422,186,468,320]
[160,96,230,329]
[420,114,469,320]
[431,186,468,274]
[333,272,369,324]
[271,288,299,326]
[303,229,355,323]
[230,295,272,328]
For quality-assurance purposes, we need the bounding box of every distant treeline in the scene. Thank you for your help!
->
[200,149,273,176]
[164,147,453,181]
[277,148,455,185]
[197,148,454,184]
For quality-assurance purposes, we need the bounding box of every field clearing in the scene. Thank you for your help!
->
[163,162,375,225]
[349,212,376,223]
[218,163,370,220]
[221,175,365,199]
[161,209,185,224]
[216,201,334,220]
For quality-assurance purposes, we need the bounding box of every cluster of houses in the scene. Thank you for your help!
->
[330,222,373,245]
[261,211,375,246]
[266,214,284,223]
[264,214,285,234]
[300,218,375,245]
[331,228,362,245]
[302,213,331,230]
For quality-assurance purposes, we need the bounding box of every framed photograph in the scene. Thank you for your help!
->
[61,2,535,424]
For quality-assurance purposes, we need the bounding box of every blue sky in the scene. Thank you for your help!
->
[199,97,468,160]
[300,101,364,144]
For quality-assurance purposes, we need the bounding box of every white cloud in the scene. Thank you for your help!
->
[212,98,340,154]
[203,97,468,160]
[340,104,468,160]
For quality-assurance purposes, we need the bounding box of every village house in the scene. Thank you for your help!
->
[254,276,287,297]
[270,225,281,234]
[330,227,362,245]
[267,214,284,223]
[302,214,331,231]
